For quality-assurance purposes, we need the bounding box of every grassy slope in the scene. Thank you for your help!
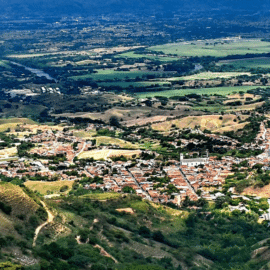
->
[25,180,75,195]
[152,114,249,133]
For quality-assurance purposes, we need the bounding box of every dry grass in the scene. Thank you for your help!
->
[78,149,141,160]
[96,136,139,149]
[226,101,265,112]
[25,180,75,195]
[152,114,249,133]
[242,184,270,198]
[0,182,39,217]
[0,147,17,158]
[0,118,36,132]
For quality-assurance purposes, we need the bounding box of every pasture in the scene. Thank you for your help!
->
[115,51,178,62]
[168,72,251,81]
[149,39,270,57]
[71,69,163,81]
[80,192,121,200]
[135,86,267,98]
[98,81,170,88]
[95,136,139,149]
[152,114,249,133]
[25,180,75,195]
[217,57,270,69]
[0,118,36,132]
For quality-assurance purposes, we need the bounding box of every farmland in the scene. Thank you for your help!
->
[217,57,270,69]
[135,86,267,98]
[70,69,164,81]
[149,38,270,57]
[25,180,75,195]
[171,72,251,81]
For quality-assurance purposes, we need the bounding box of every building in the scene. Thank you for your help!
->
[180,152,209,167]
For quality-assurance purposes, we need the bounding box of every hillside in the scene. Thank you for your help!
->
[0,182,48,265]
[0,0,269,16]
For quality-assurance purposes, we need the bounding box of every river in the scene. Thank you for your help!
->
[10,61,57,82]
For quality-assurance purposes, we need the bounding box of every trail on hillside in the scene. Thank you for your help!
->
[33,201,54,247]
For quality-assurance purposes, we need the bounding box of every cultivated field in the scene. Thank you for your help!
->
[152,114,249,133]
[217,57,270,69]
[25,180,75,195]
[169,72,251,81]
[71,69,162,81]
[149,39,270,57]
[78,149,141,160]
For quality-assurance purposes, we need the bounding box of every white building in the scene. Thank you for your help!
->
[180,152,209,167]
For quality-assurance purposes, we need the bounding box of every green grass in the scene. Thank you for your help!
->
[98,81,170,88]
[0,60,10,69]
[80,192,121,200]
[70,69,163,81]
[149,39,270,57]
[115,51,178,62]
[218,57,270,69]
[135,86,268,98]
[171,72,251,81]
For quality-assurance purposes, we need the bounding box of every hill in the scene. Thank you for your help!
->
[0,0,270,16]
[0,182,48,265]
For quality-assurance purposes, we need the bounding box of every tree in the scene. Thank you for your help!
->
[122,186,136,194]
[109,116,120,127]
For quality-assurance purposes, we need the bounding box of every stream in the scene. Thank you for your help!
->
[10,61,57,82]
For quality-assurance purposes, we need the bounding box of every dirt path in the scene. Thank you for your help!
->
[32,201,54,247]
[94,244,118,263]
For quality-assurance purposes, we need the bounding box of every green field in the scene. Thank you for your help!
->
[71,69,163,81]
[135,86,268,98]
[80,192,121,200]
[149,39,270,57]
[98,81,170,88]
[218,57,270,69]
[115,51,178,62]
[0,60,10,68]
[169,72,251,81]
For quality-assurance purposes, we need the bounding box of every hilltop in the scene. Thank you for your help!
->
[0,0,269,16]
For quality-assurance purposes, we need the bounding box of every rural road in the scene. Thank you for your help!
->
[72,141,86,162]
[32,201,54,247]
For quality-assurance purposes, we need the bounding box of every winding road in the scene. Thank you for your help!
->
[32,201,54,247]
